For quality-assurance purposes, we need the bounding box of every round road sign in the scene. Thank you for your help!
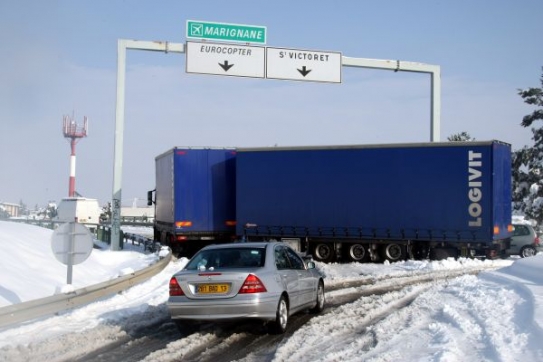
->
[51,222,94,265]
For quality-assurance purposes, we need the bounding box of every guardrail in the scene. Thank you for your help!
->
[6,218,154,228]
[0,251,172,329]
[5,220,157,250]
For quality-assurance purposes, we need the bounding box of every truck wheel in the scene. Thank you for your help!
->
[312,243,335,263]
[346,243,370,263]
[520,245,536,258]
[268,295,289,334]
[380,243,406,262]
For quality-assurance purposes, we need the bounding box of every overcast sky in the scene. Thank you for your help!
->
[0,1,541,209]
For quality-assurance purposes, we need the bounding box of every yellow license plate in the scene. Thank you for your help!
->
[197,284,229,294]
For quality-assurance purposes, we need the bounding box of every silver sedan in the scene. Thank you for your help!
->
[167,242,325,334]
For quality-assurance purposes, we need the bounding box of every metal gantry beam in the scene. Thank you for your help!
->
[342,57,441,142]
[111,40,441,251]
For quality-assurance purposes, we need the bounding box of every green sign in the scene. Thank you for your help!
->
[187,20,266,44]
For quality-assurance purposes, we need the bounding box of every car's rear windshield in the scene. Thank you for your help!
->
[513,224,532,236]
[185,247,266,270]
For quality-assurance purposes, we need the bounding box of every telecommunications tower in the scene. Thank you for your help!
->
[63,114,88,197]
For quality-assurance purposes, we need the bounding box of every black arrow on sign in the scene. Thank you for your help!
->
[219,61,234,72]
[297,66,312,77]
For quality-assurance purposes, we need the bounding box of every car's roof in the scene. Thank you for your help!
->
[199,242,280,250]
[513,223,535,228]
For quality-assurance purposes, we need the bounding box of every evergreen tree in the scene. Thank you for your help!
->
[513,68,543,223]
[18,199,28,216]
[447,132,475,142]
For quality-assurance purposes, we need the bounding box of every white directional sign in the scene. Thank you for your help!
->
[186,41,265,78]
[266,47,342,83]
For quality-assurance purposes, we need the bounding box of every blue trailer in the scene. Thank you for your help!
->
[149,147,236,255]
[235,141,512,262]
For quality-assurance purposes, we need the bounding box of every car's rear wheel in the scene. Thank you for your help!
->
[520,245,536,258]
[310,280,325,313]
[269,295,289,334]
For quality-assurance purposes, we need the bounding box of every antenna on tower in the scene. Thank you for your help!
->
[63,114,88,198]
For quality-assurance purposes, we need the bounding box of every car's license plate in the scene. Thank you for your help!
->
[197,284,229,294]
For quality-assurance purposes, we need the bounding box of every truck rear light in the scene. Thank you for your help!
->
[507,224,514,232]
[169,277,184,296]
[535,236,540,246]
[225,220,237,226]
[238,274,267,294]
[175,221,192,228]
[493,226,500,235]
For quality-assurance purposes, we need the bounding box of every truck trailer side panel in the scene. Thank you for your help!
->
[154,148,236,248]
[236,142,511,246]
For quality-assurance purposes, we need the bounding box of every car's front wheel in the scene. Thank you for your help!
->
[520,245,537,258]
[310,280,325,313]
[269,295,289,334]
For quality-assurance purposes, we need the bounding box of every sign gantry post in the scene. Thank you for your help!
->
[111,40,185,251]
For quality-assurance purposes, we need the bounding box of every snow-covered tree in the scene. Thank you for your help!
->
[512,67,543,223]
[100,202,111,222]
[45,202,58,219]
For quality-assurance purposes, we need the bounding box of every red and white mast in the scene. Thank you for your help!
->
[63,115,88,197]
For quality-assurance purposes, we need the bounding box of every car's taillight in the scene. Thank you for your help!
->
[535,236,540,246]
[238,274,267,294]
[169,277,184,296]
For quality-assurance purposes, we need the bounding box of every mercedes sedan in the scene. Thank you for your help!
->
[167,242,325,334]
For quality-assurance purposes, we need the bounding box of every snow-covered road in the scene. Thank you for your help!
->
[1,221,543,361]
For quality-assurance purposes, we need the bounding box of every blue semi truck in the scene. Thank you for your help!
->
[149,141,512,262]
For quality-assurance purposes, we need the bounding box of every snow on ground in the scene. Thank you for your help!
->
[0,221,159,307]
[1,221,543,361]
